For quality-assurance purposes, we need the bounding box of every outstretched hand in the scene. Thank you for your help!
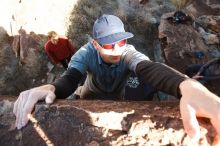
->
[179,79,220,146]
[13,85,56,129]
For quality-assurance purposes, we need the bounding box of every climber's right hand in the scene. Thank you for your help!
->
[13,84,56,129]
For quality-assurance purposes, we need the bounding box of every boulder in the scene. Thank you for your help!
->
[185,0,220,19]
[12,29,41,64]
[195,15,220,33]
[0,96,215,146]
[158,12,210,73]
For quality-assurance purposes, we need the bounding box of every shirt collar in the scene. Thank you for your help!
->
[97,50,120,67]
[97,51,102,65]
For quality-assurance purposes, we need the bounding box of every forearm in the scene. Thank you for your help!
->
[34,84,56,92]
[179,79,206,95]
[51,68,83,99]
[136,60,188,98]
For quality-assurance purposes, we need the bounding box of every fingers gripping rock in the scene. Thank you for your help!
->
[13,86,56,129]
[45,92,56,104]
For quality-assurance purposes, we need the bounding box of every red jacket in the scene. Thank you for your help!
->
[44,36,76,64]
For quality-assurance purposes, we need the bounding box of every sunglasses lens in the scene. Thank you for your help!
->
[102,44,114,49]
[118,40,126,47]
[102,40,126,49]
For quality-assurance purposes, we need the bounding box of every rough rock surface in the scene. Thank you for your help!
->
[185,0,220,19]
[195,15,220,33]
[158,10,220,96]
[0,96,216,146]
[0,27,49,95]
[158,12,211,73]
[12,29,42,64]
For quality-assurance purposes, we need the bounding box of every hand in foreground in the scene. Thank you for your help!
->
[13,85,56,129]
[179,79,220,146]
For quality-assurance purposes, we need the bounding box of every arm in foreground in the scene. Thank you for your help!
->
[179,79,220,145]
[13,84,56,129]
[136,60,187,98]
[136,60,220,145]
[13,68,83,129]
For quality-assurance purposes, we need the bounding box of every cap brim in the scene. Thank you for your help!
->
[97,32,134,45]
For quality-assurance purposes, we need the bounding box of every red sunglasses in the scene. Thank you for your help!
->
[102,40,126,49]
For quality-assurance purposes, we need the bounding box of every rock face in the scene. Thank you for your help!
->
[196,15,220,34]
[0,27,50,95]
[158,4,220,96]
[158,12,211,73]
[185,0,220,18]
[12,29,42,64]
[0,96,215,146]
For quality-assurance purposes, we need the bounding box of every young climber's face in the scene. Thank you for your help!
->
[92,39,127,64]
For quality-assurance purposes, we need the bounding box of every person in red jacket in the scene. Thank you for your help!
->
[44,31,76,69]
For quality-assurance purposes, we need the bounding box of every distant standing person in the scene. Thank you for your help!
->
[44,31,77,69]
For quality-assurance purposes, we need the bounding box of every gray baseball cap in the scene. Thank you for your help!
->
[92,15,134,45]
